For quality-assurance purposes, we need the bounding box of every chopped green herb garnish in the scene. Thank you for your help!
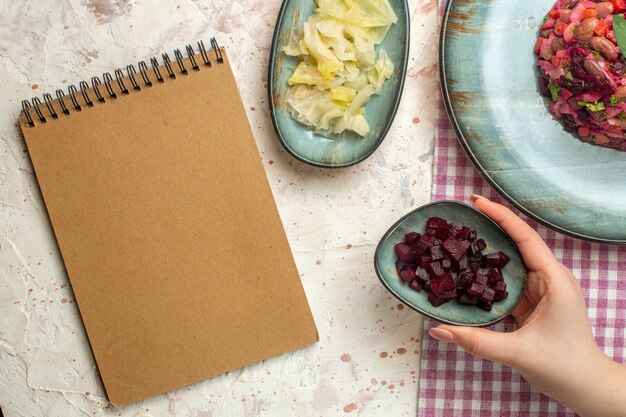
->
[618,112,626,121]
[578,100,606,112]
[566,72,574,81]
[592,50,601,59]
[610,95,619,106]
[548,80,560,101]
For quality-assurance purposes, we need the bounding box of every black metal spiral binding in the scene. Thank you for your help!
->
[103,72,117,98]
[138,61,152,86]
[126,65,141,91]
[56,90,70,115]
[211,38,223,63]
[67,85,82,111]
[174,49,187,75]
[42,93,58,119]
[114,69,129,95]
[21,38,223,126]
[150,57,164,82]
[79,81,93,107]
[31,97,46,123]
[162,53,176,79]
[186,45,199,71]
[198,40,212,67]
[91,77,105,102]
[21,101,34,126]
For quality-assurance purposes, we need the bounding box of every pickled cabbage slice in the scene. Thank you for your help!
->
[317,0,397,28]
[368,49,394,93]
[282,0,396,137]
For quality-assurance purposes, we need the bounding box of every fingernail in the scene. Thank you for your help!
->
[469,194,487,204]
[429,328,454,342]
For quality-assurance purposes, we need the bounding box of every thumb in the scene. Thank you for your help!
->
[429,325,519,366]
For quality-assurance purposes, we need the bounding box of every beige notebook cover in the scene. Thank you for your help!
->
[18,40,318,407]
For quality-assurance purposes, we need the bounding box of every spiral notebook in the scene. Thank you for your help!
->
[18,39,318,407]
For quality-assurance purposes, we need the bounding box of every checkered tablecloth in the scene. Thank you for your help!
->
[417,2,626,416]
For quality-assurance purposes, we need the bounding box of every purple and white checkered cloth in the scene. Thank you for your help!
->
[417,2,626,416]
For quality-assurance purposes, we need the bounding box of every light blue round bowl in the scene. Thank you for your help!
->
[375,201,528,327]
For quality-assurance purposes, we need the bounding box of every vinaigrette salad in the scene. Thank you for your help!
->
[536,0,626,151]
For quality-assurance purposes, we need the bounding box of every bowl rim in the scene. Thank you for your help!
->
[267,0,411,169]
[374,200,529,327]
[439,0,626,244]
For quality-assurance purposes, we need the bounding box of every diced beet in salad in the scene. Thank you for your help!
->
[536,0,626,151]
[394,217,510,311]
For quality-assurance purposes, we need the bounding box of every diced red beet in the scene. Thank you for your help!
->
[456,271,473,289]
[449,222,463,235]
[494,289,508,302]
[482,251,510,269]
[454,226,471,240]
[396,260,407,274]
[428,292,452,307]
[395,242,416,263]
[482,253,500,267]
[469,240,484,255]
[394,217,511,309]
[405,232,421,245]
[413,241,428,256]
[487,268,503,284]
[468,256,482,272]
[478,299,493,311]
[438,289,457,300]
[456,255,468,271]
[430,245,444,261]
[425,261,445,278]
[426,216,449,230]
[476,268,488,276]
[399,265,417,283]
[442,237,471,261]
[458,293,478,305]
[434,227,450,240]
[418,234,437,248]
[469,241,478,255]
[474,273,488,287]
[415,267,430,284]
[481,287,496,302]
[497,251,511,268]
[441,258,452,270]
[418,254,431,268]
[409,279,423,292]
[430,272,456,296]
[468,282,486,296]
[494,281,508,301]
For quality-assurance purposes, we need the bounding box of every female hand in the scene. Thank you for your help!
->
[428,195,626,417]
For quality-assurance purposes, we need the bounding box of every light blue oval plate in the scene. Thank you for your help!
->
[374,201,528,327]
[441,0,626,243]
[268,0,409,168]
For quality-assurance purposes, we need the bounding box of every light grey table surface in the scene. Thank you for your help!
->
[0,0,438,416]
